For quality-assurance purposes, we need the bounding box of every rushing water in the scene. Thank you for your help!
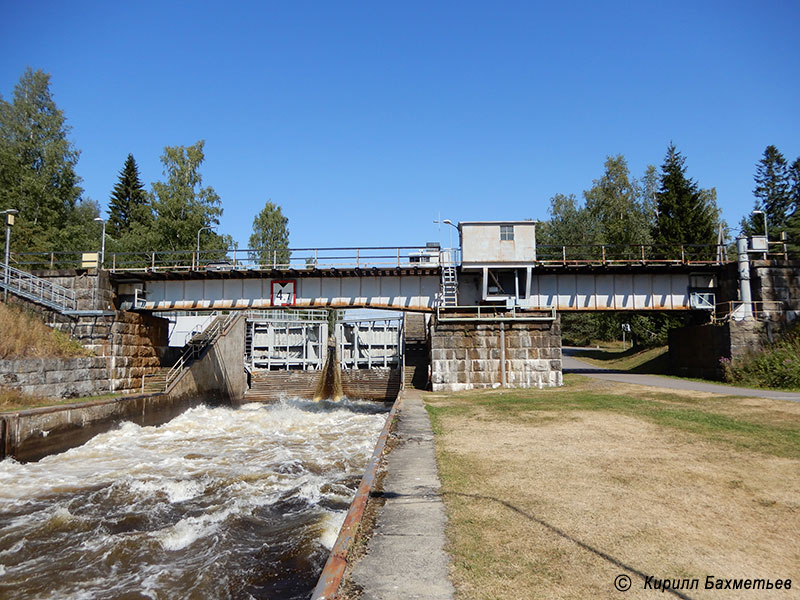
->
[0,397,389,600]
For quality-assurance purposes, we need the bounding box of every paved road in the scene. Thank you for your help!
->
[562,347,800,402]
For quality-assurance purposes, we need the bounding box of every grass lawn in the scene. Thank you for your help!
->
[426,376,800,599]
[570,345,670,374]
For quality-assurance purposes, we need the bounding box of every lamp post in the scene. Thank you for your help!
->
[2,208,19,303]
[93,217,106,268]
[195,225,215,270]
[433,218,459,256]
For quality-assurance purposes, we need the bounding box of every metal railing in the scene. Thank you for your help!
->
[11,246,448,273]
[164,311,240,392]
[713,300,785,323]
[535,243,730,266]
[436,304,557,322]
[0,262,77,312]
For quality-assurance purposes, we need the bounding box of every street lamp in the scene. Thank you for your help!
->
[195,225,215,269]
[433,218,459,252]
[93,217,106,268]
[2,208,19,303]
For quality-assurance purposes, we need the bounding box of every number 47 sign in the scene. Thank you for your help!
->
[271,280,296,306]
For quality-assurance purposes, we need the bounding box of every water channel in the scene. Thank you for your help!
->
[0,397,389,599]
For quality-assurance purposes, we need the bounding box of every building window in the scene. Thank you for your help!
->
[500,225,514,241]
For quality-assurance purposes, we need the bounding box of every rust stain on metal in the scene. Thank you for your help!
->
[310,394,401,600]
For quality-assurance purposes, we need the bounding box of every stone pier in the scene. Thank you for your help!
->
[430,316,562,392]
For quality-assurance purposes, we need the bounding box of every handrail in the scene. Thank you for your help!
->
[436,304,557,322]
[713,300,784,323]
[164,311,240,392]
[0,262,77,312]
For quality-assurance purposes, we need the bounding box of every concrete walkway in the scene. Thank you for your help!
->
[350,389,454,600]
[562,347,800,402]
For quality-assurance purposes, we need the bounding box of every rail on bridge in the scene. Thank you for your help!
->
[10,238,790,318]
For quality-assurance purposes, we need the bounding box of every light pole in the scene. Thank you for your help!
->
[433,218,459,255]
[93,217,106,268]
[195,225,215,269]
[2,208,19,303]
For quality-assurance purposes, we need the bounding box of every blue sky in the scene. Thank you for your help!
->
[1,1,798,251]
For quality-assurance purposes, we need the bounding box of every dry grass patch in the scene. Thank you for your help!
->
[0,302,90,359]
[427,379,800,599]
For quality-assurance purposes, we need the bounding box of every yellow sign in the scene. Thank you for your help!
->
[81,253,99,268]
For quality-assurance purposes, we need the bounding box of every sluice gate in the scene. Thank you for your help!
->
[243,310,404,402]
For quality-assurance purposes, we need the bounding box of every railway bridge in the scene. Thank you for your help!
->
[3,221,795,392]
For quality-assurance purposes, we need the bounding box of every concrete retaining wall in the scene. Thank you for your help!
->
[668,319,783,380]
[169,315,248,402]
[430,318,562,392]
[0,393,209,463]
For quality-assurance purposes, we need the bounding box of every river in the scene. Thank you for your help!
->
[0,397,389,599]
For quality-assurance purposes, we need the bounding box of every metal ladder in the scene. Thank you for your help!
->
[440,262,458,307]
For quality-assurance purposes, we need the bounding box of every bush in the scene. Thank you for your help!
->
[723,325,800,390]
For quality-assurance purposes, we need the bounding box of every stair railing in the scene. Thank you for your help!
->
[164,312,240,392]
[0,262,77,312]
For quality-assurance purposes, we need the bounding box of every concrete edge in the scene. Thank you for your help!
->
[311,392,402,599]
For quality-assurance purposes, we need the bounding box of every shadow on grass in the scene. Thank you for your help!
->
[570,347,671,375]
[445,491,696,600]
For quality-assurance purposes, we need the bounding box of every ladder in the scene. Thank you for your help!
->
[440,263,458,307]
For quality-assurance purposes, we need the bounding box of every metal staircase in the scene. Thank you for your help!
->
[0,262,77,313]
[163,311,240,392]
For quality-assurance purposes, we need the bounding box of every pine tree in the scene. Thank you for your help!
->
[784,158,800,253]
[742,146,791,239]
[0,68,83,253]
[651,143,718,259]
[108,154,149,236]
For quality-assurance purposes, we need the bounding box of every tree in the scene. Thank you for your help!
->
[108,154,150,237]
[742,145,791,239]
[249,201,290,267]
[149,140,224,257]
[584,155,652,253]
[784,158,800,252]
[0,68,83,254]
[651,143,718,259]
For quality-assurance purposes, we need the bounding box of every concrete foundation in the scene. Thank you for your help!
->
[430,316,562,392]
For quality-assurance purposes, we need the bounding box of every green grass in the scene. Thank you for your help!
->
[426,379,800,459]
[570,345,670,373]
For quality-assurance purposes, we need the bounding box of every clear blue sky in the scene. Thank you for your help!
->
[1,1,798,251]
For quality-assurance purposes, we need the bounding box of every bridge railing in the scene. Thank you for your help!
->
[9,246,449,273]
[13,240,798,273]
[536,243,729,266]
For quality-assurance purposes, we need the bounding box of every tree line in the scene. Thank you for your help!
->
[0,68,288,267]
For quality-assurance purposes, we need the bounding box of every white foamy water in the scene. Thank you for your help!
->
[0,397,388,600]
